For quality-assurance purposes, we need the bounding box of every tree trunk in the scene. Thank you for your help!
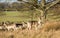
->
[40,0,46,25]
[40,10,46,25]
[35,9,46,25]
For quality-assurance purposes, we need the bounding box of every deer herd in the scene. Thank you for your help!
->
[0,17,42,31]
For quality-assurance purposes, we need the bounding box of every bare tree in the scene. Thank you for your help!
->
[37,0,60,24]
[18,0,60,25]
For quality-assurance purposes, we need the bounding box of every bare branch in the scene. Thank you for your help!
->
[45,0,60,10]
[41,0,46,7]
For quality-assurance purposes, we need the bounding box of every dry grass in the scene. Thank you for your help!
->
[42,21,60,31]
[0,21,60,38]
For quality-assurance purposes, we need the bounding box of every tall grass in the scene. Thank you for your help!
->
[0,21,60,38]
[42,21,60,31]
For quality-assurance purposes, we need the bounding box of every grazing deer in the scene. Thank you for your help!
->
[0,25,5,30]
[0,22,6,30]
[27,21,38,30]
[22,22,27,29]
[15,22,28,30]
[15,23,24,30]
[26,17,42,30]
[3,22,16,31]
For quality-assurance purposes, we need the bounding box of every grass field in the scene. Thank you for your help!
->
[0,9,60,22]
[0,11,32,22]
[0,11,42,22]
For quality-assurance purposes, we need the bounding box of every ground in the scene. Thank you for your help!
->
[0,21,60,38]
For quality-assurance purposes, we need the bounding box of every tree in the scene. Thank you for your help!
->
[37,0,60,24]
[18,0,60,25]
